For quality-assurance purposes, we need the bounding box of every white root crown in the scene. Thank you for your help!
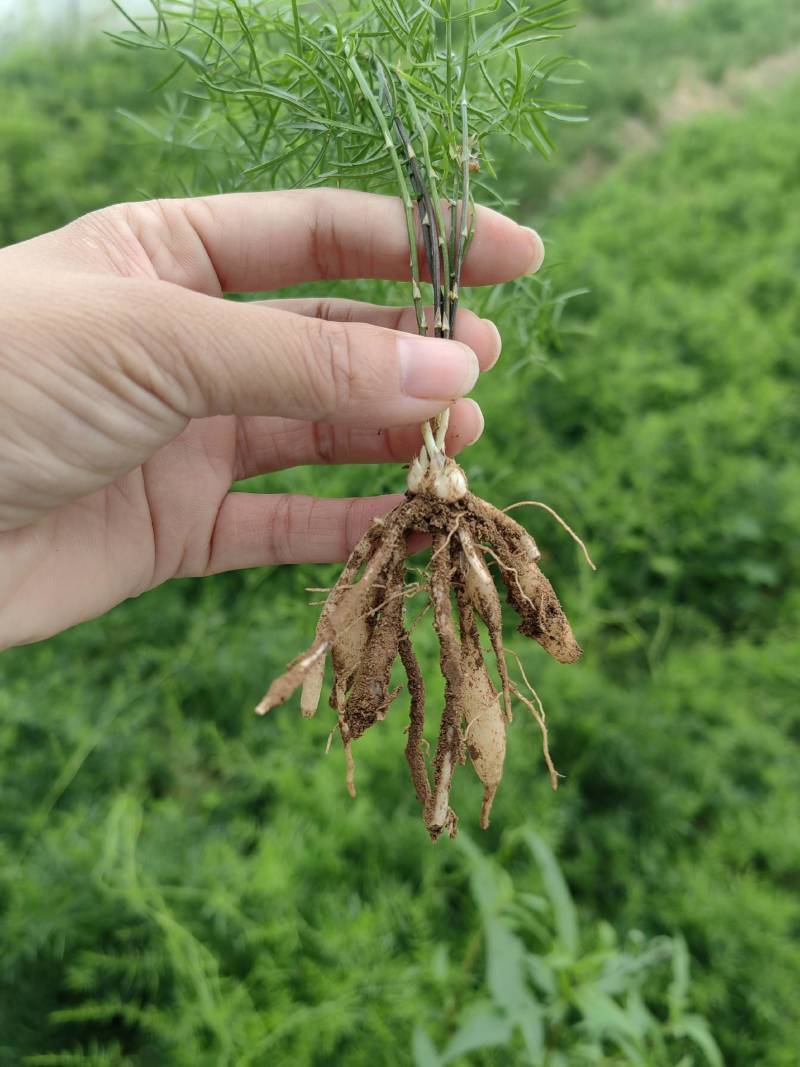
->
[407,448,468,502]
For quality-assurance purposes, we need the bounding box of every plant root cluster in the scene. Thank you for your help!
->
[256,458,586,840]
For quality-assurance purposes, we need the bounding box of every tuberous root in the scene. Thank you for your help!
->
[256,459,589,835]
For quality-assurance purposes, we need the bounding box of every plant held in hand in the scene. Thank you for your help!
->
[120,0,592,838]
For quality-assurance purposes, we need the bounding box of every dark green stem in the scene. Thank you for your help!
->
[449,88,472,339]
[347,51,426,337]
[403,83,451,339]
[377,65,443,337]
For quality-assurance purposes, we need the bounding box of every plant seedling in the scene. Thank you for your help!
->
[117,0,593,838]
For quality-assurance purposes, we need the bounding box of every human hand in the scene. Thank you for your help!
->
[0,190,543,648]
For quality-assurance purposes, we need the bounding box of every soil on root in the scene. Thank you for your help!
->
[257,462,587,838]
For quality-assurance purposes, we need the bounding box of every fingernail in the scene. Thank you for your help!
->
[482,318,502,369]
[398,338,479,398]
[462,398,485,444]
[522,226,545,274]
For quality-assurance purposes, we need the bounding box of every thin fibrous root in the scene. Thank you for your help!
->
[343,735,356,798]
[503,500,596,571]
[427,514,462,566]
[504,644,548,723]
[509,681,559,792]
[468,495,541,562]
[407,599,432,635]
[332,679,358,798]
[324,726,336,755]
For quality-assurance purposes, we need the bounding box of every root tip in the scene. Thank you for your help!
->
[480,786,497,829]
[343,738,356,798]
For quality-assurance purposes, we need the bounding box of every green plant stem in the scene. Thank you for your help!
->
[377,65,442,337]
[403,84,451,339]
[450,88,472,339]
[435,89,472,451]
[444,2,453,122]
[347,52,426,338]
[448,196,459,305]
[290,0,302,55]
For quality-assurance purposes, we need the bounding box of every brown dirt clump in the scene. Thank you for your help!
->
[257,456,591,839]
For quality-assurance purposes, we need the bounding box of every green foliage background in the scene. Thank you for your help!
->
[1,2,799,1064]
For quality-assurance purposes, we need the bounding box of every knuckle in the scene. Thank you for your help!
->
[95,198,220,294]
[127,199,193,280]
[300,318,358,416]
[307,191,346,279]
[268,494,299,564]
[132,196,178,230]
[309,420,339,465]
[69,201,129,237]
[343,497,363,555]
[233,417,255,479]
[313,298,344,323]
[183,195,222,234]
[325,322,359,409]
[63,202,141,265]
[102,279,203,416]
[63,201,182,284]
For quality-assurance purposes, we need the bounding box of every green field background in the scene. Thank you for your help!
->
[1,2,799,1064]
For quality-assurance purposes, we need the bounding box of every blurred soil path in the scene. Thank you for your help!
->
[556,43,800,201]
[660,44,800,124]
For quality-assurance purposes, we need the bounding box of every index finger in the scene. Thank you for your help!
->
[125,188,545,294]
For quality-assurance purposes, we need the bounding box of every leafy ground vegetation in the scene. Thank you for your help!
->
[0,41,164,246]
[1,2,799,1065]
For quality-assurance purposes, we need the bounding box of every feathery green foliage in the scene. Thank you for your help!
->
[109,0,581,203]
[0,42,163,245]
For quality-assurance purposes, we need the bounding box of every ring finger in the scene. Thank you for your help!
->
[233,397,484,480]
